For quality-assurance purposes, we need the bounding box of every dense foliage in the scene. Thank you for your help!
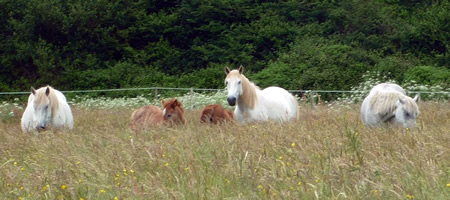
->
[0,0,448,93]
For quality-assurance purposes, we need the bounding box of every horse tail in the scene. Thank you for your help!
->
[289,94,299,121]
[295,96,300,121]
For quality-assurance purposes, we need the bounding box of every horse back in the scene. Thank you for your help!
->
[260,87,297,120]
[130,105,163,130]
[201,104,234,124]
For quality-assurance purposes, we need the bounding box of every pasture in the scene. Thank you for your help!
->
[0,101,449,199]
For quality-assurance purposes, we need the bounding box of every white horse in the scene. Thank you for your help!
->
[361,83,419,128]
[21,86,74,133]
[224,66,298,123]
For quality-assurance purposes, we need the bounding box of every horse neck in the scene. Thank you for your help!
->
[370,91,400,116]
[238,76,258,109]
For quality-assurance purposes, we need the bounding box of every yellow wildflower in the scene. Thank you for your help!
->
[114,197,119,200]
[21,167,24,171]
[297,181,302,186]
[291,142,296,147]
[130,169,135,173]
[100,189,106,194]
[447,183,450,187]
[42,184,49,191]
[80,198,85,200]
[165,163,169,167]
[257,185,263,189]
[279,156,283,160]
[406,194,414,199]
[78,179,83,183]
[61,184,67,190]
[14,162,18,166]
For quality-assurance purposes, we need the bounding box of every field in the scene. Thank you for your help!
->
[0,101,449,199]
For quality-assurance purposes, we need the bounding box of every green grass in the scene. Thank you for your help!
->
[0,102,449,199]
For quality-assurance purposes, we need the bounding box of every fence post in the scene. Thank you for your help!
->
[310,91,315,109]
[154,88,158,100]
[190,88,194,109]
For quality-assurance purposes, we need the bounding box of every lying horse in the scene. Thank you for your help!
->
[200,104,234,124]
[21,86,74,133]
[224,65,298,123]
[361,83,419,128]
[130,98,186,131]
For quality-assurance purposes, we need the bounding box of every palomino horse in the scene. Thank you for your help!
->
[200,104,234,124]
[130,98,186,131]
[361,83,419,127]
[21,86,74,133]
[224,66,298,123]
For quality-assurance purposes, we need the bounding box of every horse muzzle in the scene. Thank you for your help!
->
[227,97,236,106]
[36,125,46,131]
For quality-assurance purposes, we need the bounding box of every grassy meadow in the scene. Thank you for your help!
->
[0,101,449,199]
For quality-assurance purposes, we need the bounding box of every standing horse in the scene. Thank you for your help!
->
[200,104,234,124]
[361,83,419,127]
[224,66,298,123]
[130,98,186,131]
[21,86,74,133]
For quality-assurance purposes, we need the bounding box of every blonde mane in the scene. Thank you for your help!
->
[370,91,419,117]
[35,86,59,116]
[226,70,259,109]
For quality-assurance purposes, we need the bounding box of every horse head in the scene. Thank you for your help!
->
[162,99,186,124]
[224,65,244,106]
[394,94,419,128]
[31,86,54,131]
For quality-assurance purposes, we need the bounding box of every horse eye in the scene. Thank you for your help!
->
[45,105,49,110]
[210,117,213,122]
[167,114,172,118]
[225,81,228,85]
[238,80,241,84]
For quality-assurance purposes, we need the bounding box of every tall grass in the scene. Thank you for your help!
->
[0,101,449,199]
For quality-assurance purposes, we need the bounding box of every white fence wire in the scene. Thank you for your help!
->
[0,87,449,95]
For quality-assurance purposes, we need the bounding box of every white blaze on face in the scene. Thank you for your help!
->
[225,76,242,105]
[33,100,51,129]
[162,108,166,116]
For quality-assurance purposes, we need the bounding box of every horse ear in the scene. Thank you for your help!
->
[45,87,50,96]
[238,65,244,74]
[224,66,230,75]
[398,96,405,104]
[161,99,165,106]
[31,86,36,95]
[413,94,420,103]
[173,99,181,107]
